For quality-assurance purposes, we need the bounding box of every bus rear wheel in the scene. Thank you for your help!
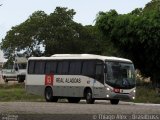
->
[45,87,58,102]
[85,89,95,104]
[68,97,81,103]
[110,99,119,105]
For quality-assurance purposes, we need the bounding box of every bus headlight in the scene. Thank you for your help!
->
[106,87,110,91]
[130,89,136,99]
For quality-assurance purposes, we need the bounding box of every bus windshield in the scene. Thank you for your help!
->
[106,61,135,89]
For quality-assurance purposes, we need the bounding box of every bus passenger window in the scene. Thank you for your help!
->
[69,61,81,75]
[57,61,69,74]
[45,61,57,74]
[34,61,45,74]
[82,61,95,77]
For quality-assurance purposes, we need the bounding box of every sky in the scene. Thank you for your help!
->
[0,0,151,42]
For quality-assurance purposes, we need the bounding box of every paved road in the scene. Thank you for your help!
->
[0,101,160,120]
[0,101,160,114]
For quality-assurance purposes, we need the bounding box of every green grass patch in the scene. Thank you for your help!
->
[0,84,44,102]
[134,86,160,104]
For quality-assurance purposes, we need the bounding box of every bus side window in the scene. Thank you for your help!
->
[28,61,35,74]
[82,61,95,78]
[45,61,57,74]
[34,61,45,74]
[69,61,81,75]
[57,61,69,75]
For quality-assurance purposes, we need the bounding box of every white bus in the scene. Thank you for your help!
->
[26,54,136,104]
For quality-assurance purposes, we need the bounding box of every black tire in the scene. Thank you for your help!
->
[68,97,81,103]
[17,76,22,83]
[17,76,25,83]
[110,99,119,105]
[45,87,58,102]
[4,77,8,83]
[85,89,95,104]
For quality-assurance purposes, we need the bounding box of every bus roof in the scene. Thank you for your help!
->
[28,54,132,63]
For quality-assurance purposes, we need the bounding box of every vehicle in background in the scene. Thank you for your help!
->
[26,54,136,105]
[2,57,27,83]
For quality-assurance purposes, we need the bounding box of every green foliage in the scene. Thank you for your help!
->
[95,0,160,84]
[1,7,103,57]
[1,11,47,57]
[0,84,44,102]
[134,86,160,104]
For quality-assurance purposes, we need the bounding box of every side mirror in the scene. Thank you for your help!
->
[15,67,18,71]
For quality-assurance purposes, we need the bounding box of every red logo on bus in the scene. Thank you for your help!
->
[45,74,54,86]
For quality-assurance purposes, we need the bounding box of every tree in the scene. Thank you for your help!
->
[1,7,102,58]
[1,11,47,57]
[95,0,160,85]
[42,7,83,56]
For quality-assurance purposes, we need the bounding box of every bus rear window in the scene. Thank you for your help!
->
[28,61,35,74]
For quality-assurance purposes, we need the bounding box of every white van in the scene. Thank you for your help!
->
[2,57,27,83]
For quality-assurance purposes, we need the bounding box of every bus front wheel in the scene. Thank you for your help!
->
[85,89,95,104]
[45,87,58,102]
[110,99,119,105]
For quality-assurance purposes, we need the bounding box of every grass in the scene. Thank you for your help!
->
[133,86,160,104]
[0,84,44,102]
[0,84,160,103]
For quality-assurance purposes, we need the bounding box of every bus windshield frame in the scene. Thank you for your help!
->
[105,61,136,89]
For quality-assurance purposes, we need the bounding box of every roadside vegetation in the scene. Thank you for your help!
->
[133,70,160,104]
[0,84,44,102]
[134,86,160,104]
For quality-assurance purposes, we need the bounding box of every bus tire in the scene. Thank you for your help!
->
[45,87,58,102]
[68,97,81,103]
[85,89,95,104]
[110,99,119,105]
[4,77,8,83]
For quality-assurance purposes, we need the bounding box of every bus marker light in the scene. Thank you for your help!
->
[113,88,120,93]
[45,74,54,86]
[106,95,109,98]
